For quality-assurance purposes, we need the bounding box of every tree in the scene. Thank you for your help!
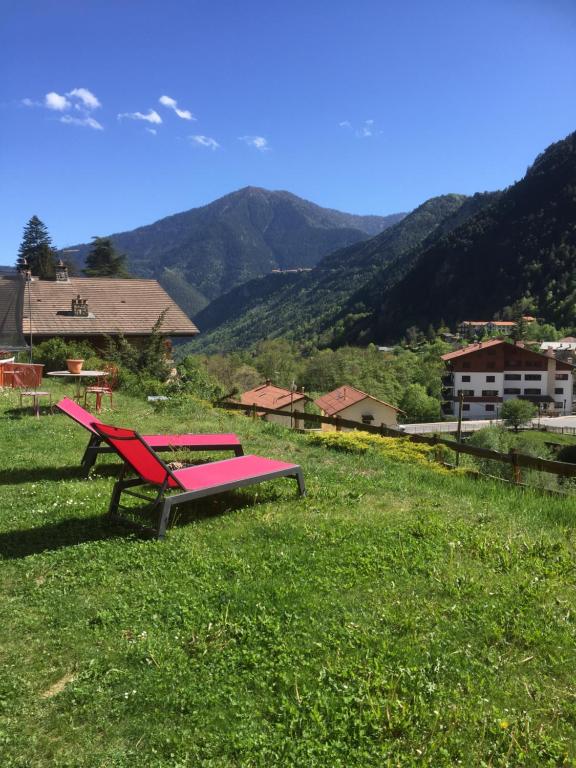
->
[399,383,440,422]
[500,399,537,432]
[16,215,57,278]
[84,237,129,278]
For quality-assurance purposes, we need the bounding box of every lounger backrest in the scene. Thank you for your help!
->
[93,422,181,488]
[56,398,102,434]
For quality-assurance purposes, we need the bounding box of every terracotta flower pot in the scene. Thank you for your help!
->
[66,359,84,375]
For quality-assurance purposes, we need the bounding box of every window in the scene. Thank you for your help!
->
[524,374,542,381]
[524,388,541,395]
[485,404,495,412]
[482,390,499,396]
[555,388,564,395]
[556,373,569,381]
[555,402,563,409]
[458,389,474,396]
[361,414,374,424]
[504,388,521,395]
[461,375,471,382]
[462,404,470,411]
[486,375,495,382]
[486,362,496,370]
[504,374,521,380]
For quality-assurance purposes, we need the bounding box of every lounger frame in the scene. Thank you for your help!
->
[93,426,305,539]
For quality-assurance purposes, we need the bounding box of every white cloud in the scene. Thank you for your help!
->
[238,135,269,151]
[118,109,163,125]
[340,118,381,138]
[67,87,101,110]
[60,115,103,130]
[190,135,220,150]
[22,98,39,107]
[159,94,194,120]
[146,127,158,135]
[45,92,71,111]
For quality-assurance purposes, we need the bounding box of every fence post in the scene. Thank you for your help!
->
[252,403,257,422]
[509,448,521,484]
[335,415,342,432]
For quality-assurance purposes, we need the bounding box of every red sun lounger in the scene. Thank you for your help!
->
[92,422,305,539]
[56,397,244,476]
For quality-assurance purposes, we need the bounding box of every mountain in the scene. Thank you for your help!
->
[345,130,576,342]
[65,187,404,316]
[191,193,495,352]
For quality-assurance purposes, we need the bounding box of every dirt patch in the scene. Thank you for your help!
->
[40,671,76,699]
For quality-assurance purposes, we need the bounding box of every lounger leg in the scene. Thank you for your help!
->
[107,480,124,520]
[295,470,306,497]
[234,445,245,457]
[157,499,172,540]
[81,436,101,477]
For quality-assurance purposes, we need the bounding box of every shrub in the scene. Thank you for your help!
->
[308,431,448,472]
[28,338,101,372]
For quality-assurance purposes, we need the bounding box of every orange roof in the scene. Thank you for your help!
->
[315,385,401,416]
[21,277,198,337]
[441,339,505,361]
[240,383,307,410]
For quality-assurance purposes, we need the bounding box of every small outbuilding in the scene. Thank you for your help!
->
[315,385,402,431]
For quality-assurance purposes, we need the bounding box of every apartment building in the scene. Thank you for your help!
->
[441,339,573,419]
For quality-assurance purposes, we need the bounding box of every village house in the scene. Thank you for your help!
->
[539,337,576,363]
[240,381,309,428]
[315,385,402,431]
[458,317,535,339]
[3,264,198,353]
[441,339,574,419]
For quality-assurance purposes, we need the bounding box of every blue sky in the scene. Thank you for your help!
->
[1,0,576,259]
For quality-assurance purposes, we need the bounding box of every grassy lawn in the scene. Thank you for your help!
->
[1,385,576,766]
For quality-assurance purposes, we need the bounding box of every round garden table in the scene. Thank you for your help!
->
[47,370,106,402]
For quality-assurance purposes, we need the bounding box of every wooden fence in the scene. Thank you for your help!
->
[218,400,576,483]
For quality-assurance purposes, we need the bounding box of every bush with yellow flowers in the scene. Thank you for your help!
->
[308,430,450,472]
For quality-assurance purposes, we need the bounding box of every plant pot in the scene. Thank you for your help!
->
[66,359,84,375]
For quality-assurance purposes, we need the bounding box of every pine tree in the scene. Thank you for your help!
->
[84,237,130,278]
[16,216,57,278]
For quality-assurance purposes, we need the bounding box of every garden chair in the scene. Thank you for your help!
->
[83,364,118,412]
[56,397,244,476]
[93,421,305,539]
[12,363,51,417]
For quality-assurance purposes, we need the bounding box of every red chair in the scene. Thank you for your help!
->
[93,422,305,539]
[84,364,118,412]
[12,364,51,417]
[56,397,244,476]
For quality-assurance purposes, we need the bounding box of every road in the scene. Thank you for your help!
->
[400,415,576,435]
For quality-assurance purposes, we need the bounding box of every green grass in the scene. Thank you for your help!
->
[1,385,576,766]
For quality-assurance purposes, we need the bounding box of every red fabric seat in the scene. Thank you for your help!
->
[92,421,305,539]
[56,397,243,475]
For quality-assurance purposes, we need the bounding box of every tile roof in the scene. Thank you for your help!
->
[441,339,505,361]
[18,277,198,337]
[315,385,401,416]
[240,383,308,410]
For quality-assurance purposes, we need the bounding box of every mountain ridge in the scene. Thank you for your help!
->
[64,187,404,316]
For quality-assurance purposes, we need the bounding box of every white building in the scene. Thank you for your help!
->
[315,385,402,431]
[441,339,573,420]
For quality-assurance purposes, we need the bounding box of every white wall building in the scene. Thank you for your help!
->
[441,339,573,420]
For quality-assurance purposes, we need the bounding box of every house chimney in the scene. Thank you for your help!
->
[72,294,89,317]
[55,260,69,282]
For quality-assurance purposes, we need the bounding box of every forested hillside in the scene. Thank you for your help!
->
[344,130,576,343]
[191,193,495,352]
[65,187,403,316]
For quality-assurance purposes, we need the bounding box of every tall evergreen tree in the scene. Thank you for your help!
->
[16,216,57,278]
[83,237,130,277]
